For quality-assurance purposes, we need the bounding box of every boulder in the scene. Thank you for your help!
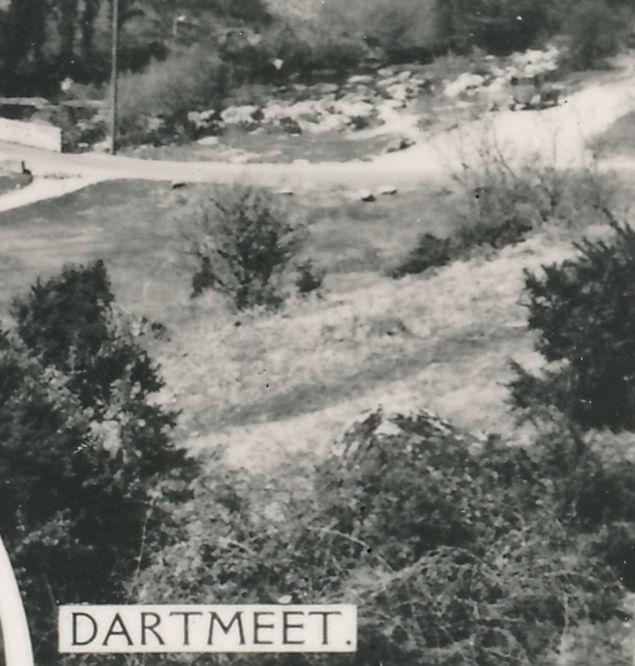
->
[347,74,374,85]
[365,315,409,338]
[333,100,375,129]
[220,105,261,125]
[310,114,348,133]
[385,83,412,102]
[360,191,376,202]
[310,82,339,95]
[386,136,415,153]
[444,73,486,98]
[278,116,303,134]
[197,135,220,146]
[379,185,398,196]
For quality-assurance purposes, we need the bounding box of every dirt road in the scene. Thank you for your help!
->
[1,59,635,209]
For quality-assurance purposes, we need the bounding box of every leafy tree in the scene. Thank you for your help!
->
[186,187,307,310]
[435,0,551,54]
[510,223,635,430]
[0,261,197,661]
[565,0,626,69]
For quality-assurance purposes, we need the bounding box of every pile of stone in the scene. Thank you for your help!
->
[203,67,432,137]
[442,46,562,111]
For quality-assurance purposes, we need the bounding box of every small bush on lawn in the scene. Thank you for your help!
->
[128,408,626,666]
[295,259,325,295]
[185,187,308,310]
[510,222,635,431]
[0,261,197,662]
[390,233,451,278]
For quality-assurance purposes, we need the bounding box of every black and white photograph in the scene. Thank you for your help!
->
[0,0,635,664]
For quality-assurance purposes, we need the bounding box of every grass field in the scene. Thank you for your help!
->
[126,129,399,164]
[0,177,608,472]
[0,179,463,317]
[591,110,635,157]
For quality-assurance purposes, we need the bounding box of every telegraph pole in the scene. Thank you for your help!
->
[110,0,120,155]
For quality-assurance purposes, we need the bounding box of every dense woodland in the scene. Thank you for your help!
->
[0,0,633,96]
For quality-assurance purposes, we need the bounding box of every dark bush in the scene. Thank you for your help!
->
[186,187,306,310]
[435,0,551,54]
[114,47,228,146]
[390,233,451,278]
[295,259,325,296]
[132,408,625,666]
[393,156,615,278]
[566,0,626,69]
[510,223,635,430]
[0,261,197,661]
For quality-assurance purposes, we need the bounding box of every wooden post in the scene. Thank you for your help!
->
[110,0,119,155]
[0,534,34,666]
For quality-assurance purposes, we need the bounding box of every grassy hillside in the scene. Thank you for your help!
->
[0,176,612,470]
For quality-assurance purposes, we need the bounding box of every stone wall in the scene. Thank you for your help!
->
[0,117,62,152]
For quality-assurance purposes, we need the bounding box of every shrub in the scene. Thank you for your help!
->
[316,0,438,61]
[114,46,227,146]
[435,0,551,55]
[510,222,635,430]
[566,0,626,69]
[185,187,307,310]
[392,152,615,278]
[294,259,325,295]
[0,261,197,661]
[390,233,451,278]
[262,14,367,74]
[130,408,626,666]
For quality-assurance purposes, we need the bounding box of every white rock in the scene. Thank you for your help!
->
[333,100,375,119]
[379,185,398,196]
[444,73,486,98]
[347,74,374,85]
[309,82,339,95]
[197,135,219,146]
[220,105,260,124]
[309,114,348,133]
[385,83,412,102]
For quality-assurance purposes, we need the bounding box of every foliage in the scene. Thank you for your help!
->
[185,187,307,310]
[0,0,273,94]
[294,259,325,296]
[434,0,552,55]
[390,233,451,278]
[510,222,635,430]
[311,0,437,62]
[393,151,615,278]
[0,261,197,662]
[114,46,227,146]
[127,408,626,666]
[565,0,627,69]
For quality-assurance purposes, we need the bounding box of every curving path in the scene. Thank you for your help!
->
[1,59,635,210]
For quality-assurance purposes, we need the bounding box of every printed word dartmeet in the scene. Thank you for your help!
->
[58,604,357,654]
